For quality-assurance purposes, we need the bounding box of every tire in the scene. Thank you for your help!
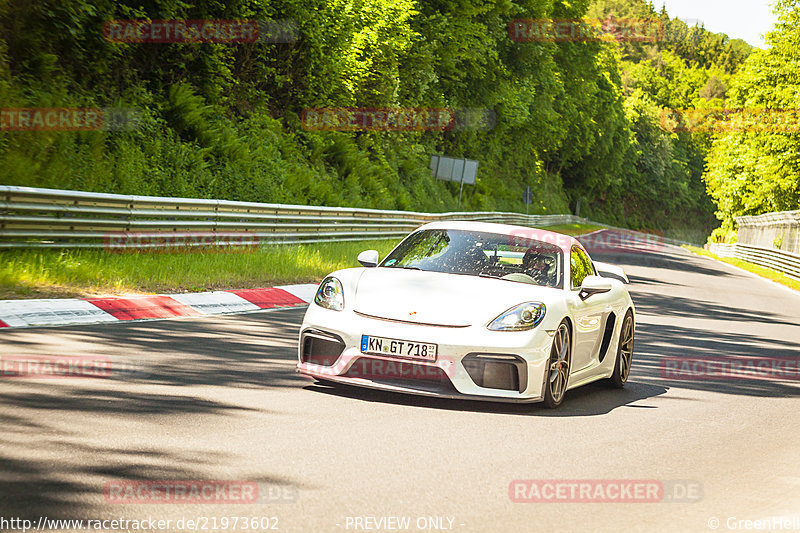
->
[543,320,571,409]
[609,310,634,389]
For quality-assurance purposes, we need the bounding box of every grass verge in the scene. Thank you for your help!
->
[685,245,800,292]
[0,240,400,300]
[542,222,606,235]
[0,223,602,299]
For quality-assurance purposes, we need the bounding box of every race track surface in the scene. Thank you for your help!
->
[1,231,799,532]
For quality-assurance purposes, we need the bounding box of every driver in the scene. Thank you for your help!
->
[522,248,552,285]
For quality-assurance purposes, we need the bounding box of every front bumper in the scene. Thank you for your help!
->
[297,305,554,403]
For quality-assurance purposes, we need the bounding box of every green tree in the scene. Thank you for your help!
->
[704,0,800,228]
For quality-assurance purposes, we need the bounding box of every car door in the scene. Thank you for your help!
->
[567,246,613,372]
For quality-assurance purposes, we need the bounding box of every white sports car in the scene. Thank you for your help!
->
[297,221,635,408]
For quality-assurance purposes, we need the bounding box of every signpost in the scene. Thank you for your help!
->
[430,155,479,209]
[523,186,533,215]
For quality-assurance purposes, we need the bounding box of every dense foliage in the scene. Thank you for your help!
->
[0,0,760,240]
[704,0,800,234]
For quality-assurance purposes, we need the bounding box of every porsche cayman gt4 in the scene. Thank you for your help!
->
[297,221,635,408]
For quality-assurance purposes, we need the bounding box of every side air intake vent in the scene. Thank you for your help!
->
[301,329,345,367]
[462,353,527,393]
[598,313,616,363]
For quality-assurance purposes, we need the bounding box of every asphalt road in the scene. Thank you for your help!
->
[2,231,800,533]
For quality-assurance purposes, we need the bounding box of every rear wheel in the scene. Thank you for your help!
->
[543,321,571,409]
[609,311,634,388]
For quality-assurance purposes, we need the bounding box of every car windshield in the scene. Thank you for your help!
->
[380,229,564,288]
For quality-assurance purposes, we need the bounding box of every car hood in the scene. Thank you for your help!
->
[352,268,560,327]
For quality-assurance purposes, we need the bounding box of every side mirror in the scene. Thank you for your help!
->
[357,250,380,267]
[579,275,613,301]
[593,261,629,284]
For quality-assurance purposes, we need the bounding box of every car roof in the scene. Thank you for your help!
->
[416,220,579,253]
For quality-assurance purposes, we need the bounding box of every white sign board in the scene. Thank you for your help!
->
[430,155,479,184]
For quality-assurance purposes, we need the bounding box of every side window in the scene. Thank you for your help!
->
[570,246,594,290]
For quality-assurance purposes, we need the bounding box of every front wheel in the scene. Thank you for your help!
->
[543,320,571,409]
[609,311,634,388]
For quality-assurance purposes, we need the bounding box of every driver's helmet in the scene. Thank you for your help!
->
[522,248,550,275]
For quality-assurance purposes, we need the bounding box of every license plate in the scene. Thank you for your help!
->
[360,335,437,362]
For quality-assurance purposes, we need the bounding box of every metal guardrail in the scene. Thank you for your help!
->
[736,210,800,255]
[707,242,800,281]
[0,186,587,249]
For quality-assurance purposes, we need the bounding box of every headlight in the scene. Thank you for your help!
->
[315,277,345,311]
[487,302,546,331]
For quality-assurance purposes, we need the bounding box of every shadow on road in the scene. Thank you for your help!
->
[580,241,727,278]
[632,291,799,327]
[635,322,800,398]
[0,307,308,389]
[589,237,800,399]
[0,308,308,520]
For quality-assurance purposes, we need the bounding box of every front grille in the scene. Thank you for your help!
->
[301,329,345,367]
[343,357,459,395]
